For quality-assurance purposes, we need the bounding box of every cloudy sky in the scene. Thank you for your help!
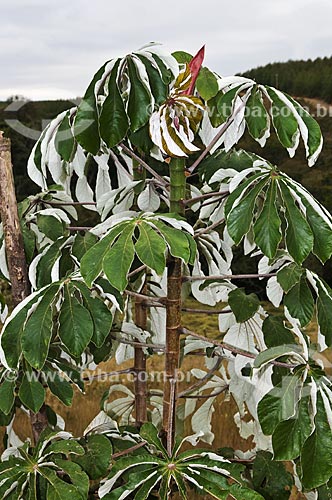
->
[1,0,332,101]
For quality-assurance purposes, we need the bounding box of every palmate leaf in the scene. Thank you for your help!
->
[0,432,89,499]
[97,422,263,499]
[224,163,330,267]
[81,215,195,292]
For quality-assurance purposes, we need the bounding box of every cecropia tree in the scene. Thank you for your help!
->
[0,43,331,499]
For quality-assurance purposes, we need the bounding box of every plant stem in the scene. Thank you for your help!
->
[132,161,148,428]
[134,290,148,427]
[162,158,186,452]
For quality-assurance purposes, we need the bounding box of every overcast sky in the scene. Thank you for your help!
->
[1,0,332,101]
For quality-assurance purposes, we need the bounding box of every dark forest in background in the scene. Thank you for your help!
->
[1,55,331,286]
[241,55,332,103]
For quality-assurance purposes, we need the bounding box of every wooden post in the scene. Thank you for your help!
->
[0,132,30,305]
[0,132,48,444]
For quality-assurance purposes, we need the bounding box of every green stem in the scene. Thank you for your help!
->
[169,158,186,215]
[162,158,186,454]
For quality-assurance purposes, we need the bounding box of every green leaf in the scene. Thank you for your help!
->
[18,373,45,413]
[72,232,97,261]
[196,67,219,101]
[245,89,269,141]
[74,62,109,154]
[257,374,301,435]
[152,220,192,263]
[301,393,332,489]
[279,180,313,264]
[52,360,84,392]
[37,215,67,242]
[208,85,242,128]
[272,396,312,460]
[52,459,89,500]
[100,59,129,147]
[172,51,192,63]
[316,279,332,346]
[36,237,68,289]
[127,57,152,132]
[252,451,294,500]
[286,94,323,161]
[253,179,281,258]
[266,87,299,149]
[254,345,302,369]
[0,378,15,415]
[228,288,259,323]
[21,284,61,370]
[43,439,85,457]
[74,434,112,480]
[73,282,113,348]
[140,422,167,458]
[284,275,314,327]
[136,55,168,105]
[230,484,265,500]
[103,223,135,292]
[304,200,332,263]
[80,222,127,287]
[58,284,94,357]
[227,176,269,244]
[54,111,76,162]
[47,372,74,406]
[277,262,303,293]
[42,469,83,500]
[133,472,162,500]
[135,221,166,275]
[262,316,295,348]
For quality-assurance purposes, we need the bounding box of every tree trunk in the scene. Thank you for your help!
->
[162,158,186,455]
[0,132,48,444]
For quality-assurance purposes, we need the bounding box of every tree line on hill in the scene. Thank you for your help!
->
[241,56,332,103]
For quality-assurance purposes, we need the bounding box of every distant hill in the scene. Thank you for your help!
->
[241,56,332,103]
[0,99,74,199]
